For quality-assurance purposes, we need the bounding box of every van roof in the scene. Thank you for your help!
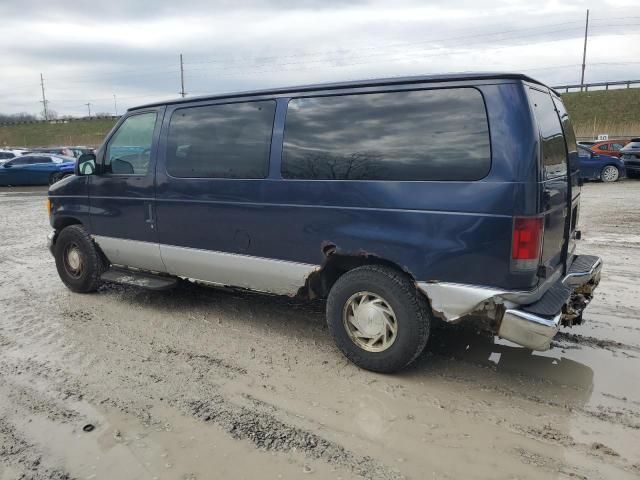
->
[130,72,554,111]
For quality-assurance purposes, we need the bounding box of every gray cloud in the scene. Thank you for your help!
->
[1,0,639,116]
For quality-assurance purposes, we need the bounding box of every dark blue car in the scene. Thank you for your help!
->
[0,154,76,186]
[47,73,603,372]
[578,145,626,182]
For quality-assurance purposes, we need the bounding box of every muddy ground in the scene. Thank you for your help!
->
[0,181,639,480]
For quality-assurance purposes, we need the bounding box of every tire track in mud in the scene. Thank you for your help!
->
[0,418,75,480]
[0,351,405,480]
[554,331,640,353]
[182,395,405,480]
[0,377,81,423]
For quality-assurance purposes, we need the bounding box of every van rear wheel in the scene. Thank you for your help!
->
[326,265,430,373]
[54,225,106,293]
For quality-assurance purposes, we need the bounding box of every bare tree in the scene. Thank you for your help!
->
[0,112,38,123]
[296,151,382,180]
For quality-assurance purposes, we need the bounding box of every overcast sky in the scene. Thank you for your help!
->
[1,0,639,117]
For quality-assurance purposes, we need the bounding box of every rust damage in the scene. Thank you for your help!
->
[297,241,417,300]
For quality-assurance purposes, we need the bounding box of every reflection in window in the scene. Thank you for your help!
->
[105,112,157,175]
[166,101,275,179]
[530,89,567,179]
[282,88,491,181]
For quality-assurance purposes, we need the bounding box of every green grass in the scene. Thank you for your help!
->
[1,88,639,147]
[0,118,117,148]
[562,88,640,139]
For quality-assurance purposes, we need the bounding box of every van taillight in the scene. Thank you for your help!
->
[511,217,543,270]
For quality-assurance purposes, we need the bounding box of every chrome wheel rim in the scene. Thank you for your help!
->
[63,244,84,278]
[602,166,619,182]
[343,291,397,352]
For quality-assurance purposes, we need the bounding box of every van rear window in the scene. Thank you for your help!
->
[281,88,491,181]
[528,88,568,179]
[166,100,276,179]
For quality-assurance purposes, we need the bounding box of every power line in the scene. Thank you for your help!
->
[183,19,640,69]
[0,21,636,97]
[3,16,640,115]
[180,24,640,77]
[2,19,636,91]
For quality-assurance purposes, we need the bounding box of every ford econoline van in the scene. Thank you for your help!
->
[48,73,602,372]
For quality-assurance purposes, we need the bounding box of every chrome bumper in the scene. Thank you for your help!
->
[497,255,602,351]
[418,254,603,351]
[498,310,561,350]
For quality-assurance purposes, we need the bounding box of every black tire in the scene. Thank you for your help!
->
[54,225,107,293]
[326,265,430,373]
[48,173,60,185]
[600,165,620,182]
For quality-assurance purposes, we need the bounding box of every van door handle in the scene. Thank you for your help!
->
[144,202,155,228]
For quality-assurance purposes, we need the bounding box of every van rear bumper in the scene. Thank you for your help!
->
[498,255,601,350]
[498,309,561,350]
[418,254,602,351]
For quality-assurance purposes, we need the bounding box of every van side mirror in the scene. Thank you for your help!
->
[76,153,96,176]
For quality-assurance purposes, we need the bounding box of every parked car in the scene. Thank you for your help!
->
[8,148,30,156]
[47,73,602,373]
[29,147,75,158]
[589,139,628,158]
[0,154,75,186]
[577,141,595,147]
[0,150,16,164]
[621,141,640,178]
[577,145,626,182]
[71,146,96,157]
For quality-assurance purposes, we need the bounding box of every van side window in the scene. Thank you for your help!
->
[105,112,157,175]
[281,88,490,181]
[530,89,568,179]
[166,100,276,179]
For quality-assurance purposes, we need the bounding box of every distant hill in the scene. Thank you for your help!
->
[562,88,640,140]
[1,88,639,147]
[0,118,117,148]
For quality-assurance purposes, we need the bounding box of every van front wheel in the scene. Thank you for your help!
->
[54,225,106,293]
[326,265,430,373]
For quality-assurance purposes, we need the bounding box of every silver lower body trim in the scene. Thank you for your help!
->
[160,244,318,296]
[417,268,563,323]
[93,235,167,273]
[92,235,319,296]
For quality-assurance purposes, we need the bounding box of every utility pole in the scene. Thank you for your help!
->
[113,94,118,116]
[85,102,92,118]
[40,73,49,120]
[180,53,186,98]
[580,9,589,92]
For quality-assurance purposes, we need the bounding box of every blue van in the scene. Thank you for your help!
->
[47,73,602,372]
